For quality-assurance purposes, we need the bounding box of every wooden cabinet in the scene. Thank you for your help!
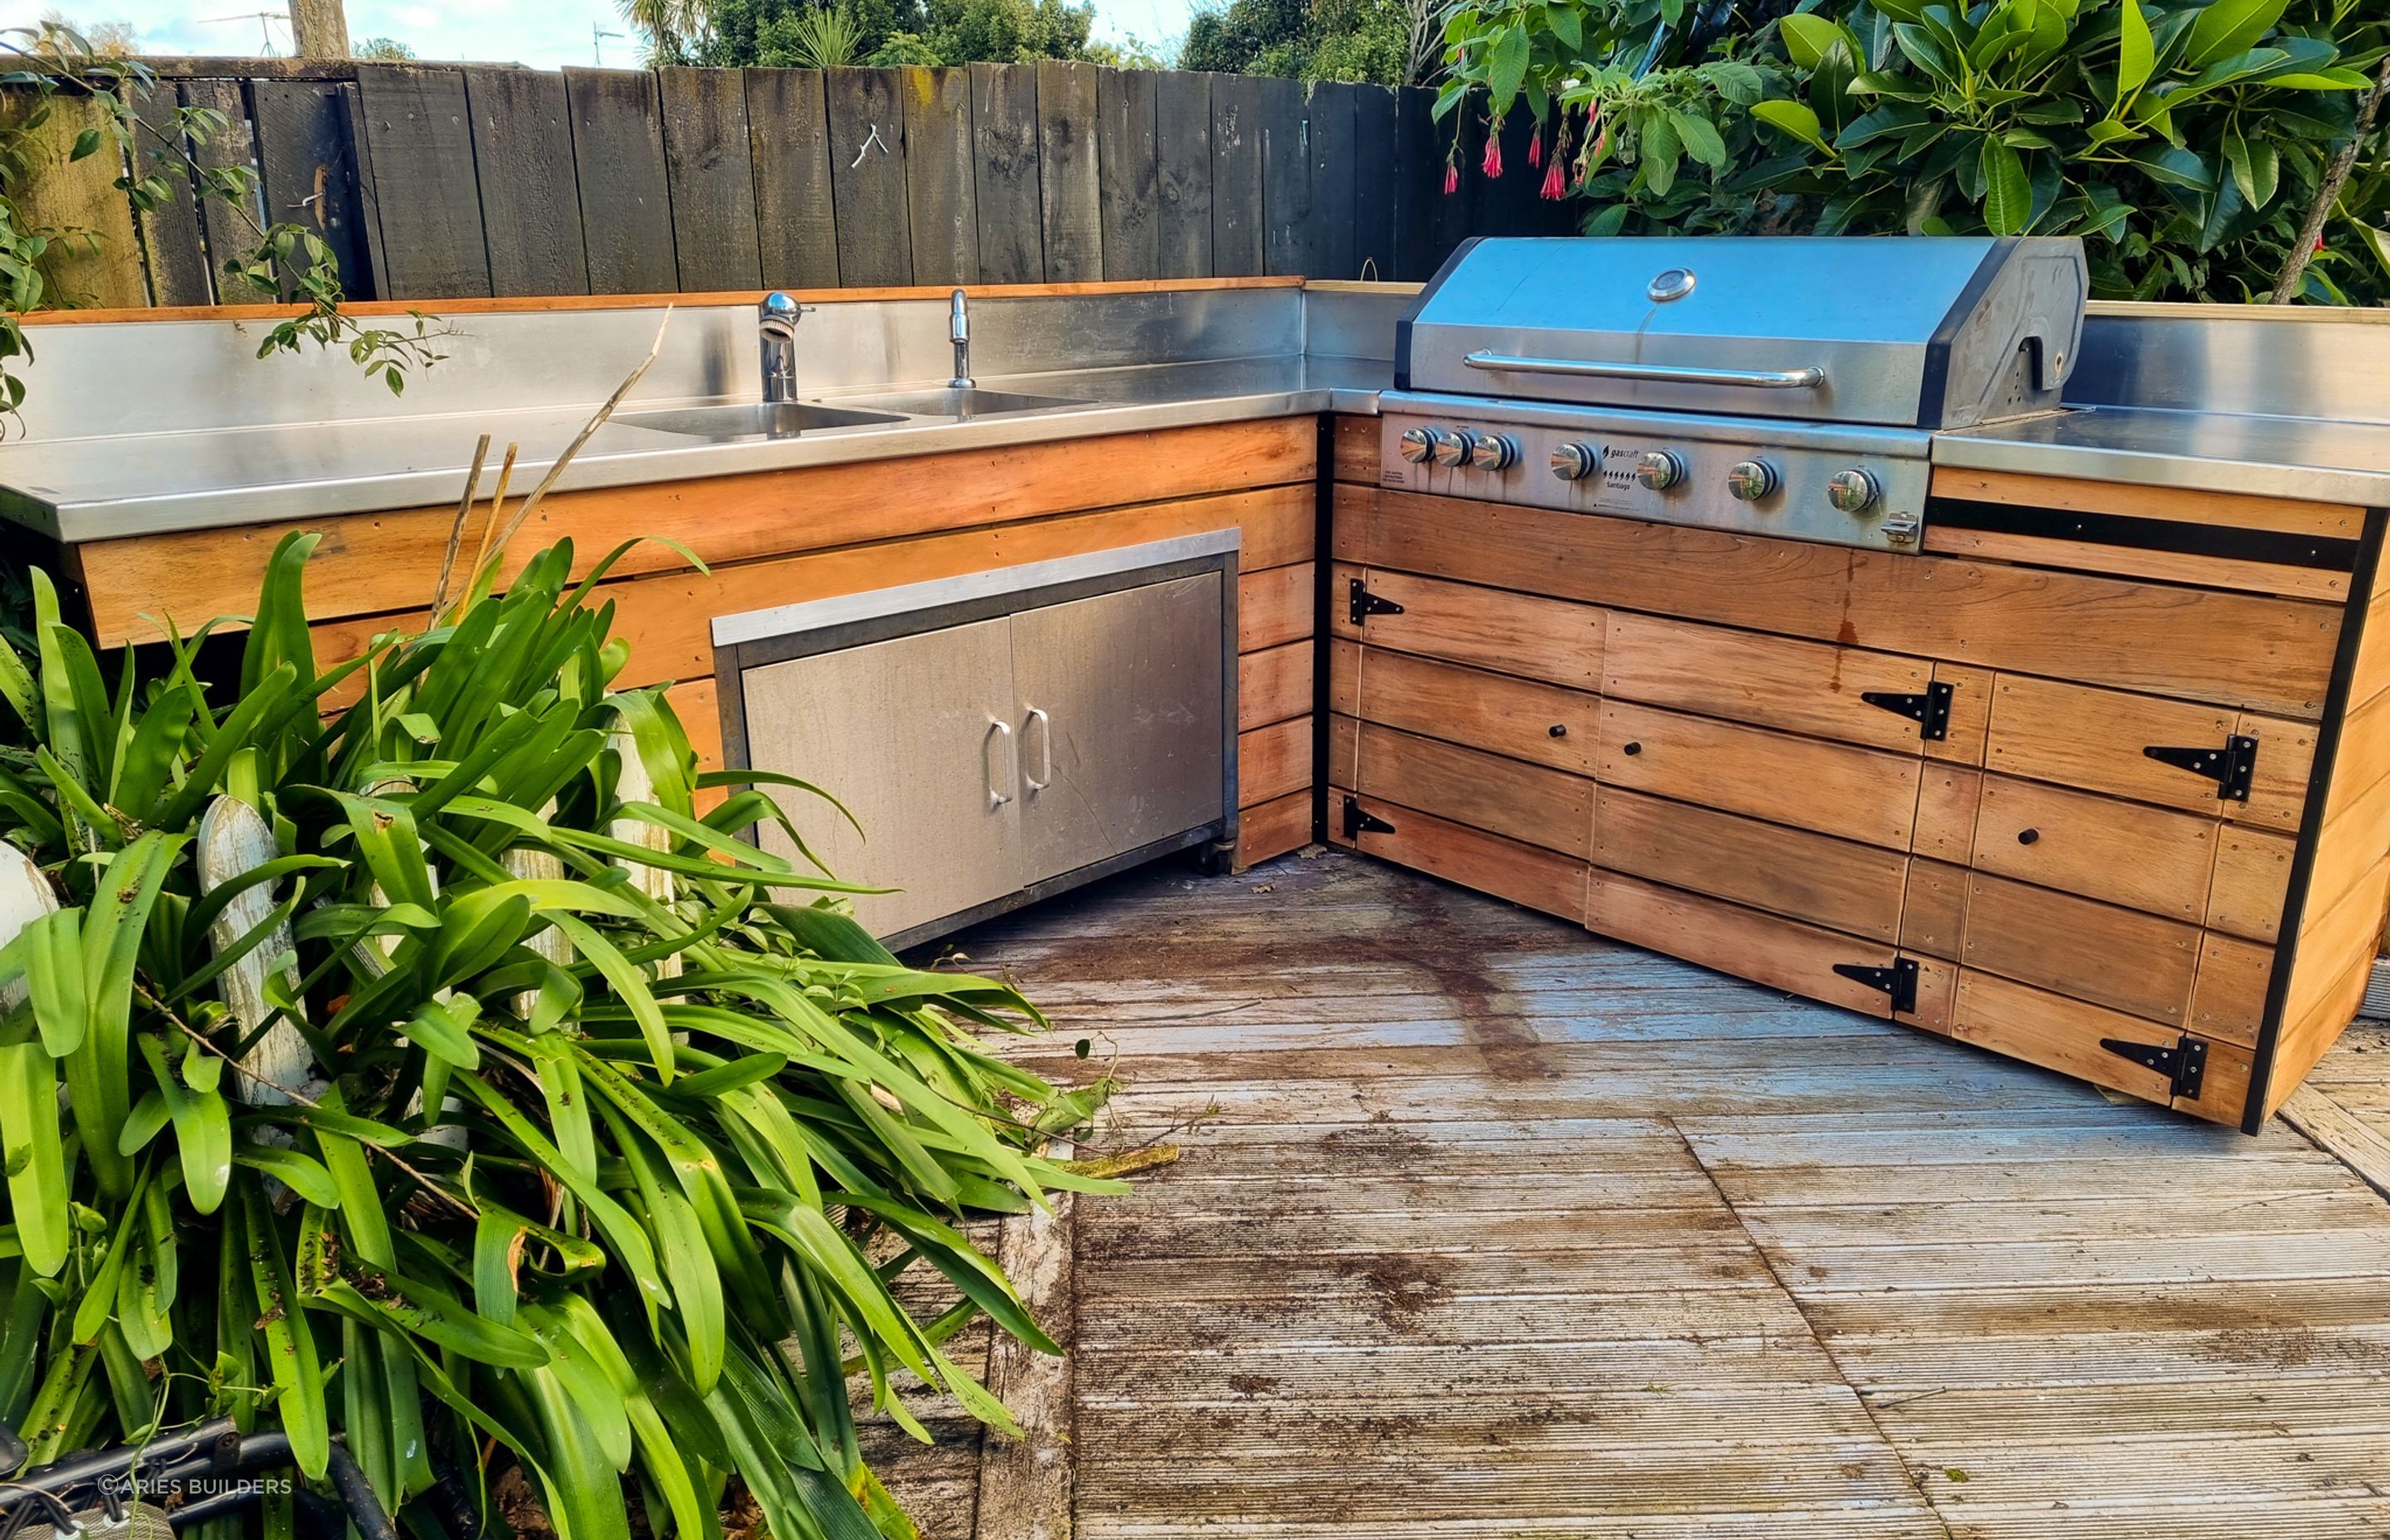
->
[1329,473,2390,1132]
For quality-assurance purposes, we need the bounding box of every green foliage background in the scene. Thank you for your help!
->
[1436,0,2390,303]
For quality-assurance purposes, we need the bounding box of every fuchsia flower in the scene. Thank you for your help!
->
[1443,163,1460,195]
[1528,131,1542,168]
[1541,158,1567,200]
[1482,131,1503,178]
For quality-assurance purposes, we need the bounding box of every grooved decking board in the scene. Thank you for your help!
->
[461,68,589,297]
[562,68,677,295]
[927,855,2390,1540]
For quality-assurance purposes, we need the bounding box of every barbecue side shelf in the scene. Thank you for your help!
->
[1322,426,2389,1130]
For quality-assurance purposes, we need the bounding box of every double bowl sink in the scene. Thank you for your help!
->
[608,387,1092,444]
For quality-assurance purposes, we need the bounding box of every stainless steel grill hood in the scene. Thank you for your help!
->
[1396,236,2088,430]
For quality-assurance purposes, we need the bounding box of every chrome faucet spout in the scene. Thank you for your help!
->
[758,291,813,404]
[949,289,974,390]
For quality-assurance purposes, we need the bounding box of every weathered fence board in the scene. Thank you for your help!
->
[461,68,589,297]
[1154,71,1212,280]
[825,67,913,288]
[901,66,978,287]
[1210,73,1264,278]
[353,65,490,298]
[563,67,679,294]
[1095,66,1158,281]
[659,66,763,290]
[971,63,1042,285]
[745,68,841,289]
[132,84,212,305]
[36,63,1505,307]
[1036,61,1103,282]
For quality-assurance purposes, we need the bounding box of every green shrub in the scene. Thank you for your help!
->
[0,533,1115,1539]
[1437,0,2390,303]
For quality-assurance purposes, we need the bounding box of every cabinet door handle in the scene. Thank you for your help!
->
[984,719,1014,808]
[1023,706,1053,792]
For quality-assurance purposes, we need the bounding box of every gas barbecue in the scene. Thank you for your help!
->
[1379,236,2089,553]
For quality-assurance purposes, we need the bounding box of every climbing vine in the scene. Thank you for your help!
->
[0,21,446,422]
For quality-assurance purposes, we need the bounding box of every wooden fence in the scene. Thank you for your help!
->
[22,59,1569,309]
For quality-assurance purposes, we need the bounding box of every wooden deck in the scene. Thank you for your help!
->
[873,849,2390,1538]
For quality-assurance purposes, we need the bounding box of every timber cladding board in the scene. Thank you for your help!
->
[1982,674,2314,831]
[1597,699,1922,852]
[1951,968,2251,1122]
[1237,641,1312,732]
[1236,715,1311,808]
[1344,717,1594,860]
[1330,795,1588,922]
[1600,611,1949,758]
[1344,485,2343,717]
[1958,868,2201,1027]
[1968,773,2219,924]
[1929,465,2368,541]
[78,417,1319,646]
[1331,564,1604,690]
[1592,786,1908,945]
[1583,867,1900,1019]
[1351,646,1600,776]
[311,481,1316,694]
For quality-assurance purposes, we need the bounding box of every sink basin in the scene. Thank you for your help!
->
[610,402,905,441]
[840,387,1089,420]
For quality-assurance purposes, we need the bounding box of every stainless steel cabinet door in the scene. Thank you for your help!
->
[739,616,1021,938]
[1012,573,1226,885]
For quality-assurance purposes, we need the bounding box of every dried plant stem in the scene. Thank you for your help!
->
[2270,51,2390,304]
[477,309,673,584]
[427,433,493,622]
[461,443,524,605]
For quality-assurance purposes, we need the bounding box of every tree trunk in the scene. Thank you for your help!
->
[2269,51,2390,303]
[287,0,350,59]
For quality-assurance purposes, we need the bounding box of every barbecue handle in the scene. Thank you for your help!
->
[1461,351,1826,389]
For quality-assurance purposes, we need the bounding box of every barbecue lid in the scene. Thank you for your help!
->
[1395,236,2087,431]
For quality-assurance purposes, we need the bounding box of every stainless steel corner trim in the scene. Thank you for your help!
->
[709,528,1244,650]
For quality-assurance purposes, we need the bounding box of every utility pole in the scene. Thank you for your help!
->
[593,22,624,63]
[287,0,350,58]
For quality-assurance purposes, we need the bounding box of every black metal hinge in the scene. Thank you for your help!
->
[1342,796,1395,841]
[1861,681,1954,742]
[2143,734,2259,802]
[1832,958,1919,1015]
[1349,577,1405,627]
[2100,1034,2209,1099]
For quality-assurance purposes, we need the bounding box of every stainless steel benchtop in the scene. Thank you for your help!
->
[2,286,2385,543]
[0,354,1389,543]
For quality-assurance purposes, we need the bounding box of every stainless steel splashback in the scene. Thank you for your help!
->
[1397,236,2087,429]
[2070,304,2390,426]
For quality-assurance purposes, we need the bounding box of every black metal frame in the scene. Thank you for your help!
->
[0,1420,398,1540]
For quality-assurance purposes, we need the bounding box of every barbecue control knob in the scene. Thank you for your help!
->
[1827,468,1882,514]
[1725,460,1780,502]
[1397,426,1441,465]
[1549,441,1602,481]
[1471,433,1522,472]
[1433,428,1480,468]
[1636,450,1686,491]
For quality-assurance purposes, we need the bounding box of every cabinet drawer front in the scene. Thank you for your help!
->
[1958,870,2201,1026]
[1953,971,2248,1123]
[1357,646,1601,775]
[1984,675,2311,829]
[1334,566,1605,689]
[1969,776,2217,923]
[1350,719,1594,858]
[1593,787,1909,943]
[1602,612,1943,754]
[1586,869,1902,1018]
[1597,699,1921,850]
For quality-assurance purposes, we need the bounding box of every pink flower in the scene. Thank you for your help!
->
[1481,131,1503,179]
[1528,131,1542,168]
[1443,163,1460,195]
[1541,159,1567,200]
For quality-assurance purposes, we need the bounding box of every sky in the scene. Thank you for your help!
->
[1,0,1190,69]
